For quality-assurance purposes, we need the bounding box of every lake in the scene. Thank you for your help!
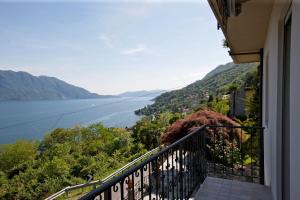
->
[0,97,153,144]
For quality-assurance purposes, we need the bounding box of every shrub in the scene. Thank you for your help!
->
[160,109,244,144]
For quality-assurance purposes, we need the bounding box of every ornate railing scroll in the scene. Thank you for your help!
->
[206,125,264,184]
[80,126,207,200]
[80,124,264,200]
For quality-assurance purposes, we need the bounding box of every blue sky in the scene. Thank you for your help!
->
[0,1,231,95]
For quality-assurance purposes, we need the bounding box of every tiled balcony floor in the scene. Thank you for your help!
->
[193,177,272,200]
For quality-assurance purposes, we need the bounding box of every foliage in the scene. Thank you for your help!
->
[207,98,230,115]
[159,110,254,168]
[0,123,145,199]
[227,83,239,93]
[243,68,260,125]
[160,110,244,145]
[0,62,262,199]
[132,112,183,149]
[0,141,37,172]
[0,70,113,101]
[0,111,183,199]
[207,136,241,165]
[222,39,230,49]
[136,62,258,116]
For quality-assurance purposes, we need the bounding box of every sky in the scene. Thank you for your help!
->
[0,0,231,95]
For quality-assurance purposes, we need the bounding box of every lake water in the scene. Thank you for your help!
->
[0,97,153,144]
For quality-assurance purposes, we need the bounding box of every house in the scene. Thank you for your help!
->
[230,86,255,117]
[77,1,299,200]
[230,87,245,117]
[208,0,300,199]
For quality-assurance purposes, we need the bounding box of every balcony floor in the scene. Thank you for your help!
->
[192,177,272,200]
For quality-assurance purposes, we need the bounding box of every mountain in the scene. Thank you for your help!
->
[0,70,114,100]
[135,62,259,115]
[118,90,166,98]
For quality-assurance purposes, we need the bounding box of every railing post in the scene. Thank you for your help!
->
[259,48,265,185]
[179,144,184,200]
[259,128,265,185]
[202,128,207,181]
[80,126,207,200]
[140,168,144,199]
[104,188,112,200]
[126,177,133,200]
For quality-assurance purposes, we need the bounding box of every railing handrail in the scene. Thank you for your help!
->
[80,125,206,200]
[44,147,160,200]
[207,125,264,129]
[47,124,264,200]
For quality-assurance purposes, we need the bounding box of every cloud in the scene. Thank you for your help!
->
[121,44,152,55]
[98,34,114,48]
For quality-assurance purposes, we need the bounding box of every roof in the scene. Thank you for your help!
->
[208,0,274,63]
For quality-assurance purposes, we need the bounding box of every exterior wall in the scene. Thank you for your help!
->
[262,4,283,200]
[230,87,246,117]
[289,1,300,199]
[230,87,255,117]
[263,0,300,199]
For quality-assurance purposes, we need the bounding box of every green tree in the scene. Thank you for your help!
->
[0,122,149,199]
[0,171,7,186]
[133,112,182,149]
[133,118,162,149]
[42,157,70,178]
[0,141,36,172]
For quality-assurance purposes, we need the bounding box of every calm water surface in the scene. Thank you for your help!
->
[0,97,152,144]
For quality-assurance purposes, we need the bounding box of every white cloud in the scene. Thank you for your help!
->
[98,34,114,48]
[121,44,152,55]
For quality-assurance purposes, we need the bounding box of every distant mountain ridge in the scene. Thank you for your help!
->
[0,70,114,100]
[135,62,259,115]
[118,90,166,98]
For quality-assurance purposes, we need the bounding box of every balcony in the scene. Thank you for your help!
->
[80,125,271,200]
[193,176,271,200]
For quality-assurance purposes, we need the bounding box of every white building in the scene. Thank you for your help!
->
[208,0,300,199]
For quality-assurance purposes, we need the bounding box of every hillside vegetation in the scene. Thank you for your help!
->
[0,124,147,199]
[0,62,260,199]
[0,70,113,100]
[118,90,166,97]
[135,62,258,115]
[160,110,242,144]
[0,112,182,199]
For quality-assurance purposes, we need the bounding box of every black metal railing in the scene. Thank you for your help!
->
[80,126,207,200]
[206,125,264,184]
[80,125,264,200]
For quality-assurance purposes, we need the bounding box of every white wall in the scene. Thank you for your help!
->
[263,2,283,200]
[289,1,300,199]
[263,0,300,199]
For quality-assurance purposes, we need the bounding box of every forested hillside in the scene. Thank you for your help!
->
[118,90,166,97]
[0,112,182,199]
[0,70,113,100]
[135,62,258,115]
[0,62,260,199]
[0,124,146,199]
